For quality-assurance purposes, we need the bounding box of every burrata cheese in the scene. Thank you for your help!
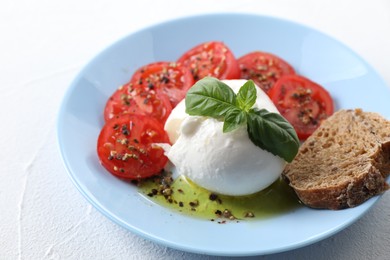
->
[163,79,286,196]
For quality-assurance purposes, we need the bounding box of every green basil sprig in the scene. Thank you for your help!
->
[185,77,299,162]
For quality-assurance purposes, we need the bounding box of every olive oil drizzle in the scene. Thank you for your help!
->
[138,171,301,222]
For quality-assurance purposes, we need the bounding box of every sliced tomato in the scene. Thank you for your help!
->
[177,41,240,81]
[97,114,169,180]
[268,75,334,140]
[104,81,172,123]
[238,51,295,94]
[129,61,194,107]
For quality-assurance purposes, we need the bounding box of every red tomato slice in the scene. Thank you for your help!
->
[238,51,295,94]
[177,41,240,81]
[104,81,172,123]
[130,61,194,107]
[268,75,334,140]
[97,114,169,180]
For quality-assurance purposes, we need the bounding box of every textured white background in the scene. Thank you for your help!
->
[1,0,389,259]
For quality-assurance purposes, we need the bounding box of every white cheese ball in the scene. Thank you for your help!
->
[164,80,285,196]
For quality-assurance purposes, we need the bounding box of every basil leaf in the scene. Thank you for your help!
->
[247,108,300,162]
[223,108,247,133]
[237,80,257,112]
[185,77,300,162]
[185,77,237,117]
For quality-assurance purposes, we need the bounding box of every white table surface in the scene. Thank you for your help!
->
[1,0,390,259]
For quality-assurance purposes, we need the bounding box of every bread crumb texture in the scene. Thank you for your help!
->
[282,109,390,210]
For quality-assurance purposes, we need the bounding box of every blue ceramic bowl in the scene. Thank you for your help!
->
[57,13,390,256]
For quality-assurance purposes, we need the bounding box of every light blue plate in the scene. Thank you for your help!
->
[57,13,390,256]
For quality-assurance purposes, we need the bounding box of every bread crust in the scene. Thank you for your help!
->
[282,109,390,210]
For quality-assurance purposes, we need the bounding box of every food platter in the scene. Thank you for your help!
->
[57,13,390,256]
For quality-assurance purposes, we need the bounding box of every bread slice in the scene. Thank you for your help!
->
[282,109,390,210]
